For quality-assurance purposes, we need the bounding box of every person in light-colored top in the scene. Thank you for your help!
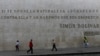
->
[15,40,19,51]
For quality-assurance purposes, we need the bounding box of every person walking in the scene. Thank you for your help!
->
[51,39,57,51]
[83,36,88,48]
[15,40,19,51]
[27,39,33,54]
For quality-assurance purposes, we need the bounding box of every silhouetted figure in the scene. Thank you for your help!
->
[83,36,88,48]
[51,39,57,51]
[15,40,19,51]
[27,39,33,54]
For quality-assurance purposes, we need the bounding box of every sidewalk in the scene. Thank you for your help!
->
[0,47,100,56]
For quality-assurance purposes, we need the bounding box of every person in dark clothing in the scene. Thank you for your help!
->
[27,39,33,54]
[15,40,19,51]
[51,39,57,51]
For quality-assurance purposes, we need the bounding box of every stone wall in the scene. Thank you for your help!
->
[0,0,100,51]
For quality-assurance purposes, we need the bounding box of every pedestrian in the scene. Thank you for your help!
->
[27,39,33,54]
[51,39,57,51]
[83,36,88,48]
[15,40,19,51]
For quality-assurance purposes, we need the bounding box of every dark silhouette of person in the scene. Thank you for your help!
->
[15,40,19,51]
[27,39,33,54]
[51,39,57,51]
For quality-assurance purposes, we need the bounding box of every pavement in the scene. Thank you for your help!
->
[0,47,100,56]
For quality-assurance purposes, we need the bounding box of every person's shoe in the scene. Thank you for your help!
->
[31,52,33,54]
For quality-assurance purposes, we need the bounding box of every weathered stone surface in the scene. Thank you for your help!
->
[0,0,100,51]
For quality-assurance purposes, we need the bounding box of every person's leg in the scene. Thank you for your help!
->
[54,46,57,51]
[17,46,19,51]
[55,46,57,51]
[85,43,87,48]
[51,46,54,51]
[27,50,29,53]
[16,45,18,51]
[17,47,18,51]
[31,47,33,54]
[86,43,88,48]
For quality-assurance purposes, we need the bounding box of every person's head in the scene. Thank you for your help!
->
[30,39,32,42]
[84,36,87,39]
[17,40,19,42]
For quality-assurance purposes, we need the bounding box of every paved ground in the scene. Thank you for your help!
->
[0,47,100,56]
